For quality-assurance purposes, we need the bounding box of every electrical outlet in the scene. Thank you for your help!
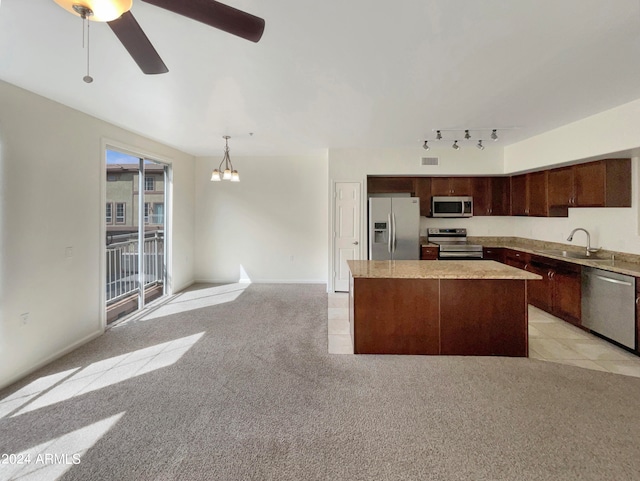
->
[20,313,29,325]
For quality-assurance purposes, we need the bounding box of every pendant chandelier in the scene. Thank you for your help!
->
[211,136,239,182]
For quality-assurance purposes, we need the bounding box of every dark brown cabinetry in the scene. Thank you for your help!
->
[483,247,505,263]
[367,176,415,194]
[472,177,511,216]
[430,177,472,196]
[503,250,581,326]
[548,159,631,215]
[421,246,438,260]
[510,175,528,216]
[510,172,549,216]
[527,171,549,217]
[414,177,432,216]
[504,249,529,270]
[366,158,630,219]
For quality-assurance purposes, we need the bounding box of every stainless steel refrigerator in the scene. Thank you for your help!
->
[368,197,420,260]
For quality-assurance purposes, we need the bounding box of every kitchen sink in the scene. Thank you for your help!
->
[534,249,614,262]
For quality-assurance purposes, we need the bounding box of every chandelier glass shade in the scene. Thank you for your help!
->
[211,136,240,182]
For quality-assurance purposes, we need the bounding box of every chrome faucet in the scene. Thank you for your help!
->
[567,228,600,256]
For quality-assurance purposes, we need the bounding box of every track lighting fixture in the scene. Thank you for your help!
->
[422,128,509,149]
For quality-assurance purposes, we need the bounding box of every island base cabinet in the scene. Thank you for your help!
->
[440,279,528,357]
[350,275,529,357]
[351,278,440,354]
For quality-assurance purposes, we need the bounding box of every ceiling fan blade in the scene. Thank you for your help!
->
[108,11,169,74]
[141,0,265,43]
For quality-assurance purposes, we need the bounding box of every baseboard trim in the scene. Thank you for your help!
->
[194,278,327,285]
[1,328,104,391]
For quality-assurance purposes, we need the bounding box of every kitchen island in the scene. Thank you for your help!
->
[348,260,541,356]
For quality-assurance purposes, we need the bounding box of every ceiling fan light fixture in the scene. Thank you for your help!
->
[55,0,132,22]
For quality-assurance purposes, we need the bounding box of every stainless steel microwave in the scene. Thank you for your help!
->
[431,196,473,218]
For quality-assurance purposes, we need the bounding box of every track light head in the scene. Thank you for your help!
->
[476,140,484,150]
[436,130,442,140]
[423,140,429,150]
[491,129,498,141]
[452,140,459,150]
[464,130,471,140]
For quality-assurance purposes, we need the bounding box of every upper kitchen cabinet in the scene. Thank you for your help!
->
[510,172,549,217]
[547,158,631,214]
[431,177,472,196]
[528,171,549,217]
[367,176,415,194]
[574,159,631,207]
[510,174,528,216]
[414,177,432,216]
[472,177,511,216]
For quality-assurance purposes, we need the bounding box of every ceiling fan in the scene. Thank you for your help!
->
[54,0,265,75]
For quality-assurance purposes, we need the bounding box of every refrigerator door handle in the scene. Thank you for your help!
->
[392,212,397,253]
[387,213,392,254]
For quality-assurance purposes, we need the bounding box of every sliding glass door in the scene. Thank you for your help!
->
[105,150,168,323]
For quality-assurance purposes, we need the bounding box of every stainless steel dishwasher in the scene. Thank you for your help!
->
[582,267,636,350]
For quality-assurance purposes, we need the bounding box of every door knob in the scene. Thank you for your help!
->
[353,241,359,245]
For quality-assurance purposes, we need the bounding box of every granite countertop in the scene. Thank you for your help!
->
[470,237,640,278]
[347,260,541,280]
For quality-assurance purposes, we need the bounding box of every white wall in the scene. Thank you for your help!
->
[505,99,640,254]
[0,81,196,389]
[194,153,328,284]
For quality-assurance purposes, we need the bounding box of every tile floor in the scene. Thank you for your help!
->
[327,292,640,378]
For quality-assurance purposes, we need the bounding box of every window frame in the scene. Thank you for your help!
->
[115,202,126,224]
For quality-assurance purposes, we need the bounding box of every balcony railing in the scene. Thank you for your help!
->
[106,231,164,307]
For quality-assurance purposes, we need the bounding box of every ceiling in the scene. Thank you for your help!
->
[1,0,639,156]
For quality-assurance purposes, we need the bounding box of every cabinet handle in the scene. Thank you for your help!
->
[524,263,529,270]
[548,271,555,279]
[636,297,639,306]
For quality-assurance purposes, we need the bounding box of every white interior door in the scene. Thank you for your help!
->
[334,182,361,292]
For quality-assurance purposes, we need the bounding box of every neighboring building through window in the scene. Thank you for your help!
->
[115,203,125,224]
[153,203,164,225]
[145,176,154,191]
[106,203,113,224]
[144,203,151,224]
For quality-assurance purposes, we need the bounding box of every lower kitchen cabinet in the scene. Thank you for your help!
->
[421,246,438,260]
[483,247,505,263]
[551,263,581,326]
[502,249,581,326]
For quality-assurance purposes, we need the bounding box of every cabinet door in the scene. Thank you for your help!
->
[636,280,640,353]
[504,250,529,270]
[574,162,606,207]
[489,177,511,216]
[430,177,451,196]
[483,247,505,263]
[527,171,548,217]
[552,266,581,326]
[421,246,439,260]
[471,177,490,216]
[450,177,472,195]
[548,166,574,208]
[527,262,553,312]
[414,177,432,216]
[367,176,415,194]
[510,175,528,216]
